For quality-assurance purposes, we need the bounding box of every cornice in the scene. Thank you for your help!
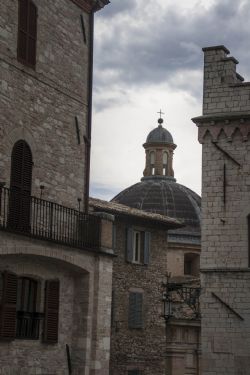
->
[192,112,250,143]
[70,0,110,13]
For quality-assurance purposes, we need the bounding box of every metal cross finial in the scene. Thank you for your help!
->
[157,109,165,119]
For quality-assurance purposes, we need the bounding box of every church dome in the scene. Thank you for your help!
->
[112,179,201,242]
[111,114,201,244]
[146,120,174,144]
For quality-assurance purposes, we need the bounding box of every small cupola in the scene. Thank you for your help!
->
[142,113,176,180]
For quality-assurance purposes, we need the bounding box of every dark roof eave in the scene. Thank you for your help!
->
[89,198,183,230]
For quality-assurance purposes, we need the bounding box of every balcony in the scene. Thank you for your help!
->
[0,187,101,250]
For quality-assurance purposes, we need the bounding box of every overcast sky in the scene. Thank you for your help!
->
[90,0,250,201]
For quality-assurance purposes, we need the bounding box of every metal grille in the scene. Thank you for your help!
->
[0,187,101,250]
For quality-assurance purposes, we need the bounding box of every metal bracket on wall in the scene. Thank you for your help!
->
[212,142,241,167]
[80,14,87,44]
[211,292,244,321]
[75,116,81,145]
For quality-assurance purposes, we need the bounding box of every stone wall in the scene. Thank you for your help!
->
[193,45,250,375]
[110,219,168,375]
[0,232,113,375]
[0,0,90,208]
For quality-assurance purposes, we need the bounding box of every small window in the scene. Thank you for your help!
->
[150,151,155,165]
[128,292,143,329]
[17,0,37,68]
[133,231,144,263]
[184,253,200,277]
[126,229,150,265]
[16,277,39,339]
[163,151,168,176]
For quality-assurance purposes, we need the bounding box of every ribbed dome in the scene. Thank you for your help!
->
[112,178,201,243]
[146,125,174,144]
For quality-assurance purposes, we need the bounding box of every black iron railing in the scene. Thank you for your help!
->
[0,187,101,249]
[16,311,42,340]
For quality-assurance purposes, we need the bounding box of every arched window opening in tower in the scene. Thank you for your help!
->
[150,151,155,175]
[163,151,168,176]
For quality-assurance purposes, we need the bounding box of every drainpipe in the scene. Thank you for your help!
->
[84,9,94,214]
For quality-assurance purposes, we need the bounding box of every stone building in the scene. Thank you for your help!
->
[89,197,182,375]
[110,119,202,375]
[192,45,250,374]
[0,1,113,374]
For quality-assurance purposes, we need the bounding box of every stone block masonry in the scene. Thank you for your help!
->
[193,45,250,375]
[0,0,90,209]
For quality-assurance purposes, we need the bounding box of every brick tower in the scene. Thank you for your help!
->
[193,46,250,374]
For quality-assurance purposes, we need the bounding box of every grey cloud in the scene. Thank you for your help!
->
[93,0,250,108]
[98,0,138,18]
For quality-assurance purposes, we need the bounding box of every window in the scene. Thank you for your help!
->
[163,151,168,176]
[16,277,39,339]
[0,271,59,343]
[150,151,155,175]
[184,253,200,277]
[17,0,37,68]
[133,231,144,263]
[128,292,143,329]
[126,228,151,265]
[9,140,33,231]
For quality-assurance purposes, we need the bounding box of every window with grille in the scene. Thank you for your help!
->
[17,0,37,68]
[0,271,59,343]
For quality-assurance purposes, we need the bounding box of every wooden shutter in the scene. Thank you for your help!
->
[128,292,143,329]
[9,140,33,231]
[0,271,17,341]
[17,0,37,67]
[126,227,133,262]
[143,232,151,265]
[43,280,60,344]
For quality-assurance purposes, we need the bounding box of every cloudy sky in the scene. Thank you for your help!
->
[90,0,250,201]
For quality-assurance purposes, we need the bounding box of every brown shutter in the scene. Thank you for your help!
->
[9,140,33,231]
[17,0,28,62]
[43,280,60,344]
[0,271,17,341]
[17,0,37,67]
[27,1,37,67]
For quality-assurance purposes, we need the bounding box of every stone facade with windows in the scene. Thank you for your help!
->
[89,198,182,375]
[0,1,113,374]
[112,119,201,375]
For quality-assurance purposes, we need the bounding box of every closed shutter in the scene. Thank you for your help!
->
[126,227,133,262]
[9,140,33,231]
[143,232,151,265]
[0,271,17,340]
[17,0,37,67]
[128,292,143,329]
[43,280,60,344]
